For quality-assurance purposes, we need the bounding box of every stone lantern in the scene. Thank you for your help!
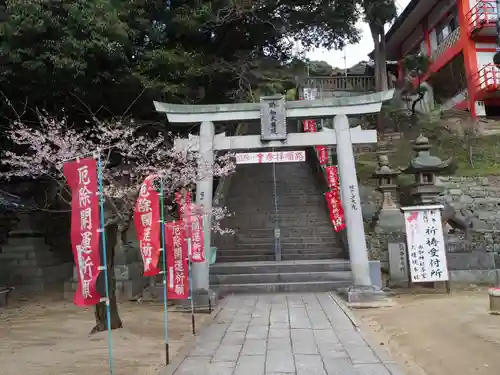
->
[402,134,452,205]
[373,153,401,209]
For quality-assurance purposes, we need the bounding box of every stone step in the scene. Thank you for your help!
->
[218,236,337,246]
[226,216,331,226]
[0,262,73,284]
[228,227,336,237]
[1,257,62,268]
[282,253,334,260]
[0,250,57,262]
[227,189,325,196]
[210,271,352,285]
[217,242,340,251]
[217,254,275,262]
[217,248,337,258]
[211,260,351,274]
[212,280,350,295]
[3,237,48,247]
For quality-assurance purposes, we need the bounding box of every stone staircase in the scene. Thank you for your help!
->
[210,260,352,294]
[211,145,350,294]
[215,160,345,263]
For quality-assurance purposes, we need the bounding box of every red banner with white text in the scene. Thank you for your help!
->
[325,166,339,190]
[166,221,189,299]
[134,175,161,276]
[185,204,205,263]
[325,190,346,232]
[63,158,102,306]
[176,190,191,220]
[316,145,329,165]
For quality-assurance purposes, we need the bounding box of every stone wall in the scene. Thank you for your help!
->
[438,176,500,232]
[362,176,500,284]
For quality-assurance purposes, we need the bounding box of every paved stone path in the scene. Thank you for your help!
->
[170,293,405,375]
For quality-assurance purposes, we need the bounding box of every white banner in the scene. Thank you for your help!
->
[235,151,306,164]
[403,206,449,283]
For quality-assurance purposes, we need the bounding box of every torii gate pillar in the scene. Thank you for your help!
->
[193,121,214,293]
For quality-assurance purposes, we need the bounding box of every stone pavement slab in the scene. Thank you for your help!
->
[169,293,404,375]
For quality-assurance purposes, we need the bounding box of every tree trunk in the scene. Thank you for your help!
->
[378,25,389,91]
[370,24,390,134]
[370,24,389,92]
[90,223,123,334]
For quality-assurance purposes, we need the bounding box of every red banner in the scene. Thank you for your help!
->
[166,221,189,299]
[64,158,101,306]
[184,204,205,263]
[316,146,329,165]
[176,190,191,220]
[325,191,346,232]
[325,166,339,190]
[308,120,317,132]
[134,175,161,276]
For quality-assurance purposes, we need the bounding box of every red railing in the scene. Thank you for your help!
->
[466,0,497,35]
[473,64,500,94]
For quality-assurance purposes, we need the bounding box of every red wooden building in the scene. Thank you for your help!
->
[383,0,500,117]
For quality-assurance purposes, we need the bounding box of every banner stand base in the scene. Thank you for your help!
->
[170,289,217,313]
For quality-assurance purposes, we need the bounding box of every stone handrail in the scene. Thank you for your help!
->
[212,123,247,208]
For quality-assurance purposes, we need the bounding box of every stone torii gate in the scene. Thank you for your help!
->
[154,90,394,302]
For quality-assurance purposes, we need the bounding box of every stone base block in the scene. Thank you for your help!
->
[489,287,500,314]
[339,285,387,304]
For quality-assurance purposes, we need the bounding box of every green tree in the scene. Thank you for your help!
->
[360,0,397,91]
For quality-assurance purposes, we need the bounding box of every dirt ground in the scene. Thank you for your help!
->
[0,292,213,375]
[355,286,500,375]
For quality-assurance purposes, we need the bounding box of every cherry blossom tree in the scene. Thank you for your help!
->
[0,111,235,333]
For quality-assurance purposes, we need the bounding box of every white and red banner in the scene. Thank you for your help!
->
[325,166,339,190]
[64,158,102,306]
[235,151,306,164]
[324,165,345,232]
[184,204,205,263]
[166,221,189,299]
[176,190,191,220]
[325,190,346,232]
[134,175,161,276]
[316,145,329,165]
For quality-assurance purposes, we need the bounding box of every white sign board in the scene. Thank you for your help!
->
[403,206,449,283]
[235,151,306,164]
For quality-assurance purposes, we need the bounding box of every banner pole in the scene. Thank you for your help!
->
[97,153,114,375]
[159,177,170,365]
[186,217,196,335]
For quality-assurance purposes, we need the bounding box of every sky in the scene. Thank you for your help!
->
[306,0,411,69]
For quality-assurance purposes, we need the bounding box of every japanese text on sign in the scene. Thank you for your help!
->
[63,158,101,306]
[181,203,205,263]
[260,96,286,141]
[235,151,306,164]
[166,221,189,299]
[134,175,161,276]
[403,208,449,283]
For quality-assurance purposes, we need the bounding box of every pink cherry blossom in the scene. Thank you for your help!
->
[1,113,236,234]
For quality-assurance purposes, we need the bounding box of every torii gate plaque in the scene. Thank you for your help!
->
[154,89,394,303]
